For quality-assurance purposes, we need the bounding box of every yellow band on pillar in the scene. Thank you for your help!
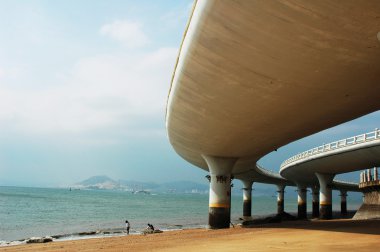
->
[209,203,230,208]
[320,201,332,205]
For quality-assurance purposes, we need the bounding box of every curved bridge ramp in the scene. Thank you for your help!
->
[280,129,380,187]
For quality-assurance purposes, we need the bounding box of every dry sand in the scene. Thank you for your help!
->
[1,219,379,252]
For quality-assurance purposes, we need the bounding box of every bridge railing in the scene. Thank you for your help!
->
[281,128,380,169]
[333,179,358,186]
[256,163,283,178]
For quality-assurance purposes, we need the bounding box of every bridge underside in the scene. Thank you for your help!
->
[167,0,380,175]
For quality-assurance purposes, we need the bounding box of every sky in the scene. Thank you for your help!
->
[0,0,379,188]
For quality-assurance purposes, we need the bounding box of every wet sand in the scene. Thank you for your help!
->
[1,219,379,252]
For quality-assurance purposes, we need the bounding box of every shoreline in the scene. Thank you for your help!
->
[0,210,356,248]
[0,226,197,248]
[1,217,379,251]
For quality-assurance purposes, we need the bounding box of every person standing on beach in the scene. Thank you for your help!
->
[146,223,155,231]
[125,220,130,235]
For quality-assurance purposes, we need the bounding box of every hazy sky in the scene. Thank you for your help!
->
[0,1,378,187]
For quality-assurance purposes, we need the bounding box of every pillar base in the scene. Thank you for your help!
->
[243,200,251,218]
[320,204,332,219]
[277,200,284,214]
[209,207,230,229]
[298,203,307,219]
[341,202,347,215]
[312,201,319,218]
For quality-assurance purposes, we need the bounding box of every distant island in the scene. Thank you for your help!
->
[71,175,209,194]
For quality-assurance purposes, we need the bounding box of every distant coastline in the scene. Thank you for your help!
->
[70,175,210,194]
[69,175,279,196]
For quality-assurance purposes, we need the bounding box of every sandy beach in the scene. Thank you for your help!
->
[1,219,379,252]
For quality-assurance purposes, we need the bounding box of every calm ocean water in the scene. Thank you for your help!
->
[0,186,363,243]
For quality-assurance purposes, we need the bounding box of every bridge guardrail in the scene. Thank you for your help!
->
[281,128,380,169]
[256,164,284,179]
[333,179,358,186]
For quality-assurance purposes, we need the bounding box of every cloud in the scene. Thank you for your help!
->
[70,47,177,115]
[100,20,149,48]
[0,47,178,135]
[0,66,21,80]
[159,2,194,29]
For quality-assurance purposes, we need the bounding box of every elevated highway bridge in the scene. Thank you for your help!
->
[166,0,380,228]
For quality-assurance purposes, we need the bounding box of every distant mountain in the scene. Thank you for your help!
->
[73,176,209,193]
[78,175,116,186]
[74,175,120,190]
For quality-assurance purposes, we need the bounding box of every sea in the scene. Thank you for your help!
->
[0,186,363,246]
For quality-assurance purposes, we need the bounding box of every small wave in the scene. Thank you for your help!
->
[0,240,26,247]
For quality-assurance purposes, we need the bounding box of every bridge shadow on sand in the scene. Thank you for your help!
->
[242,211,380,235]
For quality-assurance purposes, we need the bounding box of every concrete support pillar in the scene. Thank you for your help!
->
[360,172,364,183]
[362,171,366,182]
[203,155,238,229]
[276,184,285,215]
[367,169,372,181]
[316,173,335,219]
[297,185,307,219]
[374,167,378,181]
[241,180,253,220]
[340,190,347,215]
[311,186,320,218]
